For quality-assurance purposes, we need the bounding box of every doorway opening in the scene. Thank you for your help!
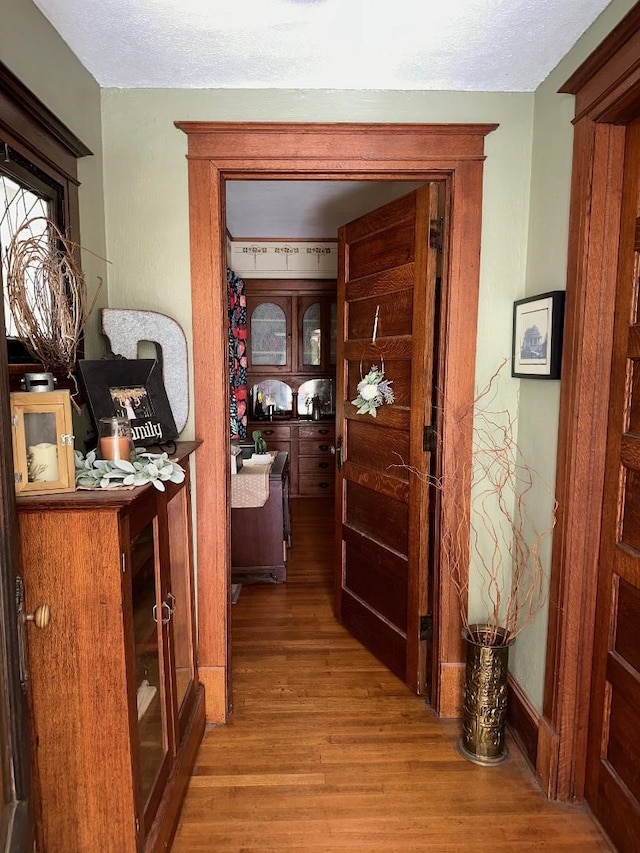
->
[177,120,494,724]
[226,178,443,705]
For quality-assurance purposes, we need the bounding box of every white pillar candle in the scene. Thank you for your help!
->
[28,443,59,482]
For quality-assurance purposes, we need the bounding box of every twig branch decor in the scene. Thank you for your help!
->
[392,359,557,646]
[5,216,101,393]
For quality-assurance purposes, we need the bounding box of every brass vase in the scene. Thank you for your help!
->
[458,624,514,766]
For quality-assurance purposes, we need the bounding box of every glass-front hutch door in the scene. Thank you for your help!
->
[299,294,337,372]
[247,296,292,372]
[301,300,322,367]
[166,481,197,738]
[130,517,170,822]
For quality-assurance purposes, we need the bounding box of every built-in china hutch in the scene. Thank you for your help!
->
[244,278,337,497]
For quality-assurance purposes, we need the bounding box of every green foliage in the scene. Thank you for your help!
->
[75,448,185,491]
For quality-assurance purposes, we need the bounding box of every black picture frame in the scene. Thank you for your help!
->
[511,291,565,379]
[78,358,178,446]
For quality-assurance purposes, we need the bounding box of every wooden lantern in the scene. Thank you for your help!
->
[10,390,75,495]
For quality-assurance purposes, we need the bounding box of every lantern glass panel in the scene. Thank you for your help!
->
[24,412,59,483]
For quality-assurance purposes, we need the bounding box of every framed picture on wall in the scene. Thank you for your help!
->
[512,291,565,379]
[78,358,178,446]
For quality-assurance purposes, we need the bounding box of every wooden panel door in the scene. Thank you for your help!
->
[334,184,440,695]
[586,120,640,851]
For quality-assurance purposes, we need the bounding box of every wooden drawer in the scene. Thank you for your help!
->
[299,439,334,456]
[299,457,334,477]
[298,423,335,440]
[298,474,335,496]
[249,423,291,440]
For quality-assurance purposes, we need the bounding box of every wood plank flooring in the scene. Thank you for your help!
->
[173,497,611,852]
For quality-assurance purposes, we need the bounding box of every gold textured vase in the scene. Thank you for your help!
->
[458,624,514,766]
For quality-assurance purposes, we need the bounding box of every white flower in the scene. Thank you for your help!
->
[359,383,379,401]
[351,366,394,417]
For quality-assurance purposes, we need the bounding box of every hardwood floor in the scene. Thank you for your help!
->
[173,498,611,852]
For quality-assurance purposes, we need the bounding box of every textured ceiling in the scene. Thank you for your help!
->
[32,0,612,91]
[30,0,615,238]
[225,181,425,239]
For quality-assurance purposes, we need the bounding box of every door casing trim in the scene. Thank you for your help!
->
[176,121,496,721]
[537,5,640,801]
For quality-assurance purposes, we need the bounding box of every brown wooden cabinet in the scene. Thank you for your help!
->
[297,422,335,496]
[16,442,205,853]
[245,279,336,497]
[246,279,336,378]
[231,451,290,582]
[247,421,335,497]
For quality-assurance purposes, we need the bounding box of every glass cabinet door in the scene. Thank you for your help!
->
[298,295,336,371]
[302,301,322,366]
[131,520,168,809]
[166,484,197,734]
[249,298,290,368]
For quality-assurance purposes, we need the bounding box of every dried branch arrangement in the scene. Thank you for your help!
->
[447,361,557,645]
[395,359,557,647]
[4,216,100,398]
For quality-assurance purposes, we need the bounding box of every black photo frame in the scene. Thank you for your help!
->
[511,291,565,379]
[78,358,178,446]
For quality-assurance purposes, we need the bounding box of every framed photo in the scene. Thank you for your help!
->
[512,291,565,379]
[78,359,178,446]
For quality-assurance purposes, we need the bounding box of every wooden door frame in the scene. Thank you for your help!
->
[176,122,496,723]
[537,5,640,802]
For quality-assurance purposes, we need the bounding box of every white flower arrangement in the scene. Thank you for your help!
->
[75,448,185,491]
[351,366,394,417]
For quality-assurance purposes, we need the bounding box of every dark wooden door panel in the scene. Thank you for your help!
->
[347,290,413,339]
[340,593,407,682]
[586,119,640,851]
[334,184,440,695]
[345,481,409,553]
[348,223,416,280]
[346,420,410,476]
[606,669,640,803]
[343,526,408,630]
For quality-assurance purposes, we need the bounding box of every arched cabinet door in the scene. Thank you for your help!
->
[247,296,292,372]
[301,300,322,367]
[297,295,336,372]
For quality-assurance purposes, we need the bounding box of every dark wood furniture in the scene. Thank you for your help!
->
[16,441,205,852]
[246,279,336,375]
[244,278,337,495]
[231,451,290,582]
[247,419,335,497]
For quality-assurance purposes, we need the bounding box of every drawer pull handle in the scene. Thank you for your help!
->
[319,444,330,452]
[319,482,330,489]
[263,430,274,435]
[319,462,330,469]
[25,604,51,630]
[319,429,329,435]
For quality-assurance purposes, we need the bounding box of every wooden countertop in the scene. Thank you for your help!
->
[16,440,200,511]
